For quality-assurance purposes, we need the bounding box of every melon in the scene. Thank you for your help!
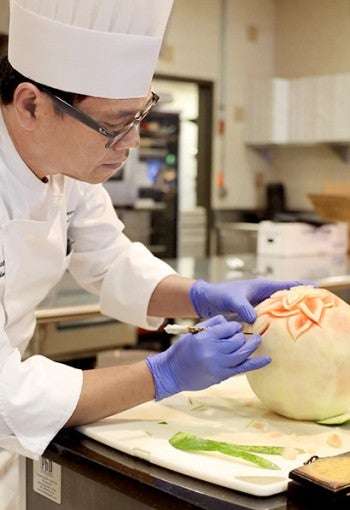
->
[246,285,350,421]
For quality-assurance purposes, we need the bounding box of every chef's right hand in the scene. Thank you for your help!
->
[145,315,270,401]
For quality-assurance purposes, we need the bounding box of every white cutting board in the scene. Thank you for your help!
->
[79,375,350,497]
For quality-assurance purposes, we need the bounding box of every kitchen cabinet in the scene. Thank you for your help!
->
[245,78,289,146]
[246,74,350,162]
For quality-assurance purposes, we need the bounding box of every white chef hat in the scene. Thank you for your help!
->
[8,0,174,99]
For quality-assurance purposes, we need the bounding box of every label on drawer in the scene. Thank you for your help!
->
[33,457,61,504]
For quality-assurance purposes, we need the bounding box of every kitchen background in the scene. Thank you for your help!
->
[1,0,350,256]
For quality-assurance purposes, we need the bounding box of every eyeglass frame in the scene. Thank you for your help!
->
[39,86,159,149]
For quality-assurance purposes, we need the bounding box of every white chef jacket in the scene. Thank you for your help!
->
[0,110,176,459]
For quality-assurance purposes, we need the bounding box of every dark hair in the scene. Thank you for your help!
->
[0,55,86,105]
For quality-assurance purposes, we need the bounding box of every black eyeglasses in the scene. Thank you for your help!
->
[40,87,159,149]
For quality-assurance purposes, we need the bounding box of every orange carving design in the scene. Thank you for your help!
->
[255,286,336,340]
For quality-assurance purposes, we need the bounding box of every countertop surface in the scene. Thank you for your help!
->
[45,428,289,509]
[78,375,350,498]
[40,254,350,508]
[46,424,349,509]
[35,253,350,320]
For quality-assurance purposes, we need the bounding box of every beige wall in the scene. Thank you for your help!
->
[157,0,276,210]
[0,0,9,34]
[275,0,350,77]
[222,0,275,210]
[273,0,350,211]
[158,0,350,212]
[156,0,221,81]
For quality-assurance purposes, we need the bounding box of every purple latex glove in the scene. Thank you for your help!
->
[189,279,305,323]
[145,315,270,401]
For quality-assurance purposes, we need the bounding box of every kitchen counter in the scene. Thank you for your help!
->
[24,253,350,509]
[35,252,350,323]
[23,429,292,509]
[24,426,348,509]
[163,252,350,291]
[29,253,350,363]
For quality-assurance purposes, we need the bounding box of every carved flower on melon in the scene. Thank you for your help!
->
[246,285,350,421]
[254,285,336,340]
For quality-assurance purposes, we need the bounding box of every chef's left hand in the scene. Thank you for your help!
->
[146,315,269,401]
[189,278,305,323]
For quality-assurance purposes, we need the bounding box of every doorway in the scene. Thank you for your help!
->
[154,75,214,256]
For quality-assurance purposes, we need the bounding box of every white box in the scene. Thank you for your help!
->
[318,221,349,253]
[257,221,348,256]
[256,253,348,281]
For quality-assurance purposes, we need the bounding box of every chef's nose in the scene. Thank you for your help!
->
[111,126,140,151]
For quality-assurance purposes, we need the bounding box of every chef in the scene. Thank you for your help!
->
[0,0,302,505]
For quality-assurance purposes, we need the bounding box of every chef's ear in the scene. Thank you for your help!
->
[12,83,41,129]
